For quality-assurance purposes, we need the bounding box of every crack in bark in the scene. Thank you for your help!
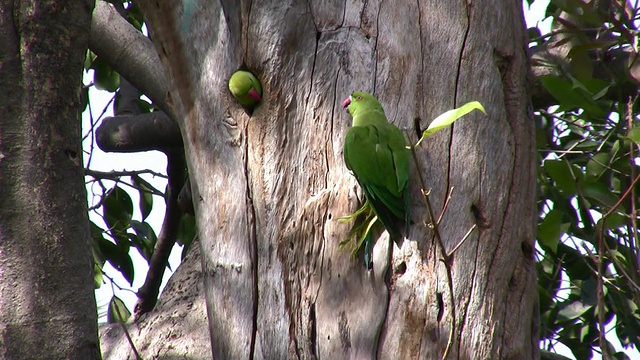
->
[392,62,404,123]
[377,249,393,360]
[243,114,259,359]
[455,231,479,359]
[495,45,529,359]
[417,0,425,116]
[472,159,510,320]
[309,302,318,359]
[305,0,319,108]
[243,0,254,61]
[449,2,472,357]
[372,1,382,94]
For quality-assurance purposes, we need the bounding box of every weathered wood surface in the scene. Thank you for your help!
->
[0,1,100,358]
[123,0,538,358]
[100,241,210,359]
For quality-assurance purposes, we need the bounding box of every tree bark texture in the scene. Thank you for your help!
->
[137,1,538,359]
[100,239,211,359]
[0,1,100,359]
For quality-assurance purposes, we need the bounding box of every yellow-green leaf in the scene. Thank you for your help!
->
[624,127,640,145]
[416,101,486,146]
[107,296,131,324]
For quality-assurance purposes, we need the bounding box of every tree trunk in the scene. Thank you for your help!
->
[134,0,538,358]
[0,1,100,359]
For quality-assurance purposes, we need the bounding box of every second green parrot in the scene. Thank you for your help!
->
[342,91,411,250]
[228,70,262,109]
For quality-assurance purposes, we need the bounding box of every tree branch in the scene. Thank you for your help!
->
[90,1,175,120]
[96,112,182,153]
[134,149,186,317]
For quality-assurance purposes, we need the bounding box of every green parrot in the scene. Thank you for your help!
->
[342,91,411,265]
[228,70,262,109]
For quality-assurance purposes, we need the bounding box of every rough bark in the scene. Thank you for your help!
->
[123,0,538,359]
[90,1,174,120]
[0,1,100,358]
[100,240,210,359]
[96,112,182,153]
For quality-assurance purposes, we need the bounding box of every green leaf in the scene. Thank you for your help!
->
[132,175,154,221]
[416,101,486,145]
[586,152,611,180]
[96,236,135,286]
[579,278,597,305]
[582,181,618,208]
[537,209,566,253]
[527,27,542,45]
[125,2,145,30]
[177,214,196,260]
[81,85,89,113]
[557,243,594,281]
[103,185,133,246]
[137,98,153,114]
[84,49,97,70]
[624,127,640,145]
[541,76,608,118]
[543,159,582,194]
[614,351,632,360]
[92,252,104,289]
[107,295,131,324]
[129,220,157,262]
[91,57,120,92]
[114,253,135,286]
[537,257,562,314]
[550,0,602,26]
[557,298,593,321]
[568,140,599,151]
[598,211,626,231]
[568,47,593,82]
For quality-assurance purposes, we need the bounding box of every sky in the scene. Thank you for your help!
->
[81,0,639,358]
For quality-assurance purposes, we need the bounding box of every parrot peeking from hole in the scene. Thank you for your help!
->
[342,91,411,267]
[228,70,262,110]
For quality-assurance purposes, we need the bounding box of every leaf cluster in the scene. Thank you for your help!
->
[531,0,640,358]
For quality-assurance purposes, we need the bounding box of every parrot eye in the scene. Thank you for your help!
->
[356,95,363,101]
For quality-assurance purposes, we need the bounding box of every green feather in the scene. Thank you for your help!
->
[343,91,410,246]
[228,70,262,109]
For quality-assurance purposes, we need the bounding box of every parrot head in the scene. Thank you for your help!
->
[342,91,384,118]
[228,70,262,109]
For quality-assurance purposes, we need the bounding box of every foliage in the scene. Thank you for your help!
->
[530,0,640,358]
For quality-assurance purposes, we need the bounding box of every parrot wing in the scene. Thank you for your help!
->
[344,122,409,241]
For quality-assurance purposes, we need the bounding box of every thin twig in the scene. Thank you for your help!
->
[85,171,166,198]
[109,281,142,360]
[436,187,455,226]
[627,97,639,270]
[102,272,138,295]
[406,129,455,360]
[86,168,168,180]
[419,189,448,258]
[595,166,640,360]
[447,224,477,258]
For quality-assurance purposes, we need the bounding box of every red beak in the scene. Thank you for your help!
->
[341,96,351,109]
[248,88,261,102]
